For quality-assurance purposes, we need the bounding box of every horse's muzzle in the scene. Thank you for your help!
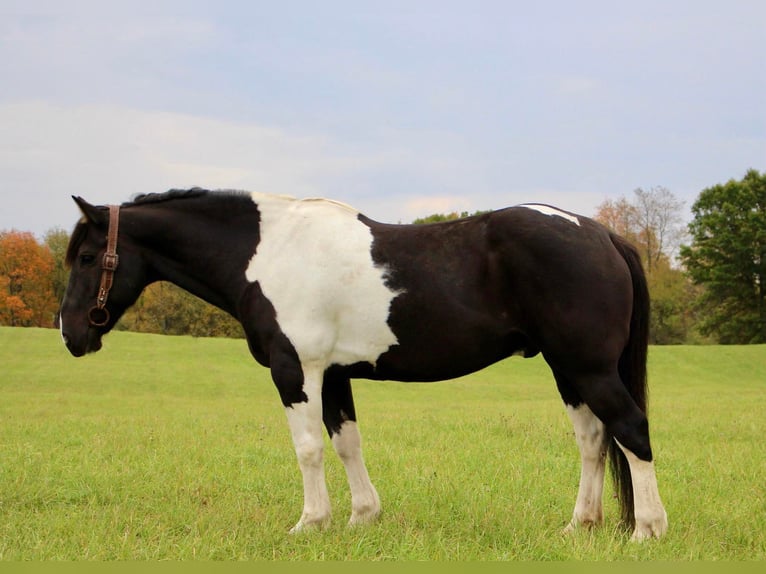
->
[60,314,103,357]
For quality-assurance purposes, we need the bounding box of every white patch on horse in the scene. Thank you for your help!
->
[520,204,581,226]
[245,193,401,366]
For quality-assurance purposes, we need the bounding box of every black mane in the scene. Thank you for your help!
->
[127,187,256,207]
[127,187,211,206]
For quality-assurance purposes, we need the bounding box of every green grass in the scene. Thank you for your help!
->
[1,326,764,560]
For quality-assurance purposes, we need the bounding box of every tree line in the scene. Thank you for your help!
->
[2,169,764,344]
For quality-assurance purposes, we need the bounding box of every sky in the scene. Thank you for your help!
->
[1,0,764,238]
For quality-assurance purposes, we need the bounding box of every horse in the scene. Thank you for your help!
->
[59,188,668,540]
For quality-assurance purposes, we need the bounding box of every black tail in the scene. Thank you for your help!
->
[607,233,650,529]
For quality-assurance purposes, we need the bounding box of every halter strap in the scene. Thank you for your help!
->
[88,205,120,327]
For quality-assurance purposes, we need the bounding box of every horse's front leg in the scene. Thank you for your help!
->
[273,357,331,532]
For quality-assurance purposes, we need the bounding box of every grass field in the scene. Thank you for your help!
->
[0,326,764,560]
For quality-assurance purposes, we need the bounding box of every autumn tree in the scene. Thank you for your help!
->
[593,197,639,245]
[680,169,766,344]
[0,230,58,327]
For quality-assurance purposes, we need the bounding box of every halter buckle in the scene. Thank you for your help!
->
[102,252,119,271]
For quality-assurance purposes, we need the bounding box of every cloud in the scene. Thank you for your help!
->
[0,101,358,233]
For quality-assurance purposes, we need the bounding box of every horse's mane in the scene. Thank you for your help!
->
[126,187,248,206]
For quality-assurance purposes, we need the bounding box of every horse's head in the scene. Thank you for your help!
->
[60,197,146,357]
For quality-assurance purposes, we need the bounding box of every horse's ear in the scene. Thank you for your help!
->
[72,196,107,227]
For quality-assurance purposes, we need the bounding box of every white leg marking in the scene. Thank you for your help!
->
[520,204,581,226]
[564,404,607,533]
[285,365,331,532]
[331,421,381,525]
[615,440,668,540]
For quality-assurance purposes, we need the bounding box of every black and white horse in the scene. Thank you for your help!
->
[59,189,667,540]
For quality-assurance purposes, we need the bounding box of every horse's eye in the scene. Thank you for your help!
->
[80,254,96,266]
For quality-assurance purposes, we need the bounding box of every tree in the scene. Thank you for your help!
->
[680,169,766,344]
[593,197,639,245]
[594,187,693,344]
[412,210,490,224]
[117,281,243,338]
[44,227,70,306]
[0,230,58,327]
[647,259,704,344]
[595,187,685,273]
[633,187,686,271]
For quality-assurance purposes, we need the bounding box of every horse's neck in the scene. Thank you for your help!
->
[135,207,253,318]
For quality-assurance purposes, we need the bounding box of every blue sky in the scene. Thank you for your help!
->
[2,0,764,237]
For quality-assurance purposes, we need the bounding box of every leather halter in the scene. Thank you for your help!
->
[87,205,120,327]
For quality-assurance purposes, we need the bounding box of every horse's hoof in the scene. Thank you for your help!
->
[631,512,668,541]
[289,515,330,534]
[348,508,381,527]
[561,517,601,536]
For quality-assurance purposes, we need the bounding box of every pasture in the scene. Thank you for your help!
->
[0,326,764,560]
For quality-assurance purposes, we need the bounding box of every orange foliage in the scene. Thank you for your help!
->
[0,230,58,327]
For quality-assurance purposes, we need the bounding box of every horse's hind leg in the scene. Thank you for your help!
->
[565,403,608,532]
[564,369,668,540]
[615,439,667,541]
[322,372,381,526]
[554,372,608,532]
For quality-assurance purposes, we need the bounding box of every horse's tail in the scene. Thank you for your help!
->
[607,232,650,529]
